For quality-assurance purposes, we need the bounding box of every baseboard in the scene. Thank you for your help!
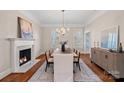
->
[0,68,12,80]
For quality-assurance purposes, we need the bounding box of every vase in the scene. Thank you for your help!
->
[61,44,65,52]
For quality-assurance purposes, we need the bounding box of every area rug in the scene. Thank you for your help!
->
[28,59,102,82]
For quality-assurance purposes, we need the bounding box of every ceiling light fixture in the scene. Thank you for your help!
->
[56,10,70,36]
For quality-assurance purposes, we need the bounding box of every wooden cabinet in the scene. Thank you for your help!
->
[91,48,124,79]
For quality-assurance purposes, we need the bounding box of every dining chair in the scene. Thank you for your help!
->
[49,50,51,56]
[73,49,75,52]
[75,50,78,54]
[73,52,81,71]
[49,49,54,58]
[45,51,54,72]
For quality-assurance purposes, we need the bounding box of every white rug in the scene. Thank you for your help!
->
[28,59,102,82]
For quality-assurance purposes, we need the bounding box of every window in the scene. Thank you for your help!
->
[51,29,84,51]
[85,32,91,52]
[73,31,83,51]
[51,31,58,49]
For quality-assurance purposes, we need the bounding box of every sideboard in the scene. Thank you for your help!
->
[91,48,124,79]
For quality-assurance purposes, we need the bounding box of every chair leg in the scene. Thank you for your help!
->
[52,64,54,73]
[73,63,76,73]
[78,63,81,71]
[76,63,78,66]
[45,63,47,72]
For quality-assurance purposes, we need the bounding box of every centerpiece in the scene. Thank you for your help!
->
[60,41,67,52]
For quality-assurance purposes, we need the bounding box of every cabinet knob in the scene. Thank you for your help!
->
[105,55,108,59]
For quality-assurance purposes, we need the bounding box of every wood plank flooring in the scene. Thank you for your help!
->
[0,54,45,82]
[0,54,115,82]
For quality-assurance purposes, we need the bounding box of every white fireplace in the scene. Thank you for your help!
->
[9,38,36,73]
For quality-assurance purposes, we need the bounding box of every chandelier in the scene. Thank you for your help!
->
[56,10,70,35]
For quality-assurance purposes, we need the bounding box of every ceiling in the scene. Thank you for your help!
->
[25,10,102,27]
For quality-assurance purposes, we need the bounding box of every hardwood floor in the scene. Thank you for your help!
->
[0,54,115,82]
[80,54,115,82]
[0,54,45,82]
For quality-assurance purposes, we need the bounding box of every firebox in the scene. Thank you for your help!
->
[19,48,31,66]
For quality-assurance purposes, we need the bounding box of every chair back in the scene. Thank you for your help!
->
[77,52,80,62]
[73,49,75,52]
[49,50,51,57]
[45,52,48,63]
[75,50,77,54]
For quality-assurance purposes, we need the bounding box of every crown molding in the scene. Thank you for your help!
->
[19,10,84,28]
[19,10,107,28]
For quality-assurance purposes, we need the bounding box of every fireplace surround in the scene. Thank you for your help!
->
[9,38,35,73]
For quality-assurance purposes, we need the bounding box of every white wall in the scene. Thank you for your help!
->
[42,27,84,52]
[0,10,43,79]
[85,11,124,51]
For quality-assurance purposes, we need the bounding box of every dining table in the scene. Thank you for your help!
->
[52,48,78,82]
[51,51,78,58]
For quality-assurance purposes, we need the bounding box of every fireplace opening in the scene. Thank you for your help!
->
[19,48,31,66]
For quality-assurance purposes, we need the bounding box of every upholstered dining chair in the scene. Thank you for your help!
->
[49,49,53,58]
[45,51,54,72]
[75,50,78,54]
[73,52,81,71]
[73,49,75,52]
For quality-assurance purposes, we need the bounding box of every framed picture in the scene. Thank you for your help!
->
[101,25,119,50]
[18,17,33,39]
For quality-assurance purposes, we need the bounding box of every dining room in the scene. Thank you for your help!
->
[1,10,124,82]
[1,1,124,93]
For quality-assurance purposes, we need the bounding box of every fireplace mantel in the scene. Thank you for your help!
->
[9,38,36,73]
[9,38,35,47]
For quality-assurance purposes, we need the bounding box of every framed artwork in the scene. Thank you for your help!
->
[18,17,33,39]
[101,25,119,50]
